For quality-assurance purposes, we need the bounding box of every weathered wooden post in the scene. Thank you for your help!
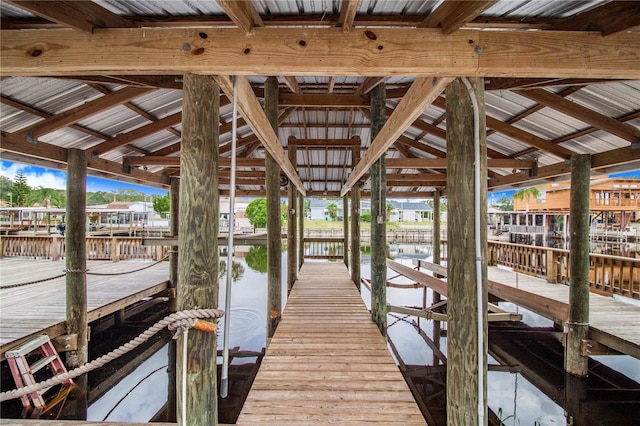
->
[370,83,387,335]
[566,153,591,377]
[265,76,282,338]
[446,77,488,425]
[298,192,304,269]
[177,73,220,425]
[287,143,297,290]
[351,145,361,290]
[167,176,179,422]
[432,189,442,365]
[343,195,349,267]
[65,147,88,419]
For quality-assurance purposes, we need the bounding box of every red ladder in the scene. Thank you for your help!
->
[5,334,74,415]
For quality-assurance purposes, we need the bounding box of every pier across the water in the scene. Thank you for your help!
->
[0,258,169,360]
[236,262,424,424]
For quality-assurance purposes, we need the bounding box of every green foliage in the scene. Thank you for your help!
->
[513,186,540,211]
[9,172,31,207]
[361,211,371,222]
[494,196,513,211]
[245,246,267,273]
[385,202,395,219]
[219,259,245,282]
[326,202,338,221]
[153,194,171,218]
[86,191,113,205]
[0,176,13,200]
[246,198,267,228]
[26,186,66,208]
[304,198,311,216]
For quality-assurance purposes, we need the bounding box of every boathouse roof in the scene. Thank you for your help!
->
[1,0,639,198]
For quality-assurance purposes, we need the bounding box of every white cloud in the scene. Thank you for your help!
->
[0,161,67,190]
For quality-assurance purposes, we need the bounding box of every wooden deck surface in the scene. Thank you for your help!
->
[488,266,640,359]
[236,262,424,425]
[0,258,169,359]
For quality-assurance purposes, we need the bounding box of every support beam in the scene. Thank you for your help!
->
[177,73,219,425]
[3,28,638,78]
[6,0,135,33]
[446,77,488,425]
[343,194,349,268]
[281,76,300,94]
[419,0,498,34]
[166,176,179,423]
[338,0,359,33]
[279,93,368,108]
[387,157,535,170]
[265,77,282,339]
[566,154,591,377]
[341,77,453,196]
[298,192,304,270]
[216,0,263,34]
[287,144,298,291]
[549,1,640,37]
[370,83,387,336]
[351,145,361,290]
[517,88,640,144]
[65,148,87,419]
[287,137,362,147]
[215,75,306,195]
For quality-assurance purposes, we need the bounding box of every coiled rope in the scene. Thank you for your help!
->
[0,308,223,402]
[0,253,171,290]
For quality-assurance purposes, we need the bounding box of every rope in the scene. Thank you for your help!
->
[0,254,170,289]
[0,309,223,402]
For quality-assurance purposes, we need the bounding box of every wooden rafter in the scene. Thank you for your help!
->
[517,89,640,144]
[215,0,264,34]
[386,158,535,170]
[279,93,369,108]
[418,0,499,34]
[341,77,453,196]
[287,138,362,147]
[16,87,153,140]
[6,0,135,33]
[281,76,301,94]
[339,0,359,33]
[549,1,640,37]
[356,77,385,95]
[215,75,305,195]
[2,28,638,78]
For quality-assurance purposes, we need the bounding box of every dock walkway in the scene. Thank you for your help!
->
[487,266,640,359]
[0,258,169,359]
[236,262,424,425]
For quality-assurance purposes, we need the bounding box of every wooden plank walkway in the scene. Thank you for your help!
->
[488,266,640,359]
[0,258,169,359]
[236,262,424,425]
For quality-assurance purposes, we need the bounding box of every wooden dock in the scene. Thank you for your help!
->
[236,262,424,425]
[0,258,169,360]
[487,266,640,359]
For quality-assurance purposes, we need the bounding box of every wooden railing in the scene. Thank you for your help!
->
[487,241,640,300]
[1,235,167,261]
[303,237,344,260]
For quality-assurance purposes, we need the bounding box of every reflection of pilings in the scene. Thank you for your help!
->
[410,319,446,365]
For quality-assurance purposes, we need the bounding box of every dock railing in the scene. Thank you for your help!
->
[487,241,640,300]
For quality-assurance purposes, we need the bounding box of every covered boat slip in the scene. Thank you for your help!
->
[236,262,424,425]
[0,258,169,360]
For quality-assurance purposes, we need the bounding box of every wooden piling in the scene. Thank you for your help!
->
[65,148,88,419]
[177,73,219,425]
[446,77,488,425]
[265,76,282,338]
[370,83,387,335]
[432,190,442,365]
[343,195,349,268]
[566,153,591,377]
[287,144,297,290]
[351,145,361,290]
[298,193,304,270]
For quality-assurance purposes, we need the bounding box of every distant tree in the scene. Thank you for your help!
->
[326,202,338,221]
[513,187,540,212]
[152,194,171,218]
[27,186,65,208]
[246,198,268,228]
[494,196,513,211]
[219,259,245,282]
[87,191,112,206]
[361,211,371,222]
[245,246,267,273]
[9,172,31,207]
[0,176,13,200]
[304,198,311,217]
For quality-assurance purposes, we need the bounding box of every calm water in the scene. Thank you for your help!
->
[87,243,640,425]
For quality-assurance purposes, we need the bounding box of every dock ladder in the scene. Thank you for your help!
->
[5,334,74,416]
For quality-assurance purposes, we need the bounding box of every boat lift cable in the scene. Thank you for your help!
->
[221,75,239,399]
[0,309,223,402]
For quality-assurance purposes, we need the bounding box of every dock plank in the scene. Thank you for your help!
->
[236,262,424,424]
[0,258,169,359]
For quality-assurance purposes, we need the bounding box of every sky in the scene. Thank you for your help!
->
[1,159,638,201]
[0,160,169,196]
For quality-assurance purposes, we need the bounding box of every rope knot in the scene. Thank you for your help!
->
[168,318,197,339]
